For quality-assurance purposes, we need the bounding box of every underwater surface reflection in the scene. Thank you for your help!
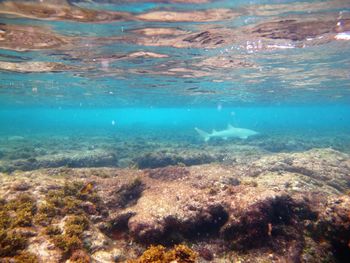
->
[0,0,350,262]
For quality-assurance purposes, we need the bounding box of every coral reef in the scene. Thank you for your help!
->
[0,147,349,262]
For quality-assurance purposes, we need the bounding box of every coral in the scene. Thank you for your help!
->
[127,244,197,263]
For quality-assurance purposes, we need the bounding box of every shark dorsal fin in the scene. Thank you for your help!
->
[227,124,234,129]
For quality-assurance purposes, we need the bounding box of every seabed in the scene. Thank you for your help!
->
[1,0,350,262]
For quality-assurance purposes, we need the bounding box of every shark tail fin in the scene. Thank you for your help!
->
[195,127,210,142]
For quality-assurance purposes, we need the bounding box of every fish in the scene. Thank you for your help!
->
[195,124,258,141]
[80,182,94,195]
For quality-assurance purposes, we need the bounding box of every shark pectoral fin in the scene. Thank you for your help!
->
[212,129,217,133]
[227,124,234,129]
[240,136,248,139]
[195,127,210,142]
[223,137,228,140]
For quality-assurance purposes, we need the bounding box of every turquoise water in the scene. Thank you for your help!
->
[2,1,350,262]
[0,0,350,167]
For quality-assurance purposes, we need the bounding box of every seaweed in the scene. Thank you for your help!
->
[0,211,11,230]
[0,181,102,261]
[45,225,62,236]
[13,251,39,263]
[0,194,36,258]
[49,214,90,258]
[0,230,27,257]
[52,234,83,255]
[69,249,90,263]
[127,244,197,263]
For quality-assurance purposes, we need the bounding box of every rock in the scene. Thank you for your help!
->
[125,182,229,243]
[106,178,145,209]
[1,148,350,262]
[83,229,109,252]
[314,195,350,261]
[221,190,313,250]
[12,181,31,191]
[27,236,61,263]
[134,151,218,169]
[2,150,118,172]
[144,166,190,181]
[91,248,123,263]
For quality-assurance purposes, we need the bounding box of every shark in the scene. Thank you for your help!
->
[195,124,258,141]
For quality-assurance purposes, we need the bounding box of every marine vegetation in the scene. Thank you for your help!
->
[35,180,102,226]
[127,244,197,263]
[0,180,102,261]
[0,193,38,260]
[38,182,98,260]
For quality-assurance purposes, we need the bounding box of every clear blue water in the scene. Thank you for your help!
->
[0,0,350,165]
[2,1,350,262]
